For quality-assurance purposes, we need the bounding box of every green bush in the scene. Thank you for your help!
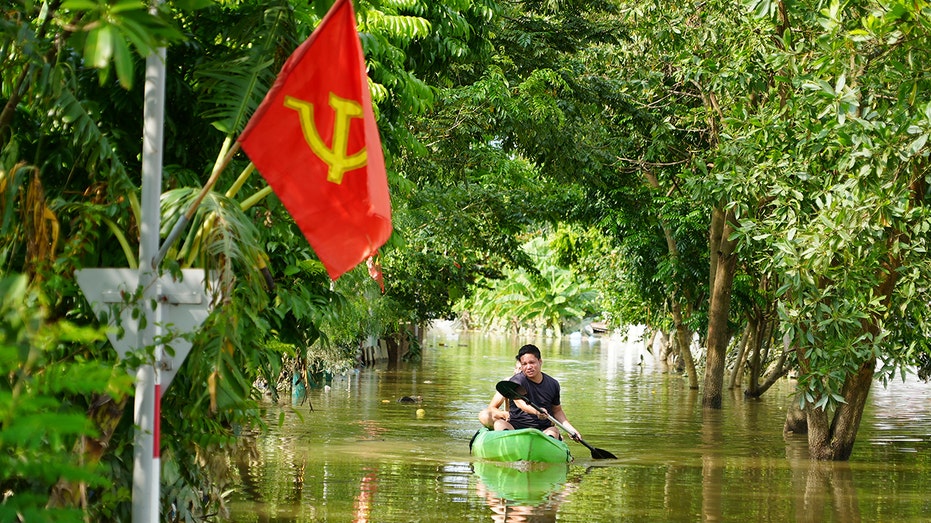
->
[0,274,131,522]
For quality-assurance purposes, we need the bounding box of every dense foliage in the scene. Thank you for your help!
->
[0,274,134,521]
[458,234,599,336]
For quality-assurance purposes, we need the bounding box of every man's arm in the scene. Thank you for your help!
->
[549,404,582,441]
[478,392,510,428]
[513,398,541,417]
[487,392,505,410]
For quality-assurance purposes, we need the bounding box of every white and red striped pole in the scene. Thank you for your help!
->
[135,3,166,517]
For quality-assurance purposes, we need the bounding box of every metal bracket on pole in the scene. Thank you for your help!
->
[75,268,215,390]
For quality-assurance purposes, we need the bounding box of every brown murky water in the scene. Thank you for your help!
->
[227,328,931,522]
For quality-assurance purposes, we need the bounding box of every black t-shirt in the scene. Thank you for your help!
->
[507,372,561,431]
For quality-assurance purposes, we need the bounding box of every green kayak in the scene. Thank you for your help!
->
[470,427,572,463]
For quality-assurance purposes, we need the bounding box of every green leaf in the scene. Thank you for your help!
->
[61,0,99,9]
[746,0,774,19]
[112,30,134,89]
[85,24,115,69]
[908,133,928,155]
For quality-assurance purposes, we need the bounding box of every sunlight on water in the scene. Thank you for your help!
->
[227,329,931,522]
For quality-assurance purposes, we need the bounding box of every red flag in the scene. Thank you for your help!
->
[239,0,391,280]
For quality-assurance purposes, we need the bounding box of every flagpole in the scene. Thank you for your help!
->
[154,141,241,268]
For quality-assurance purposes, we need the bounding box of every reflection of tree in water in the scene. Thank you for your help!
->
[233,432,266,519]
[701,409,724,522]
[700,394,862,523]
[291,457,305,503]
[233,430,310,522]
[786,436,861,523]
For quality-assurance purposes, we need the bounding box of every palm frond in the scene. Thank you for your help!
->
[195,54,278,135]
[43,66,135,196]
[159,187,267,303]
[193,4,299,136]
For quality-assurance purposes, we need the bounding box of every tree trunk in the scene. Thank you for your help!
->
[784,399,808,435]
[703,207,738,409]
[750,350,789,397]
[385,334,404,370]
[746,317,763,392]
[643,169,698,388]
[805,358,875,460]
[708,207,724,294]
[798,208,898,459]
[728,322,752,390]
[673,330,686,373]
[671,302,698,389]
[651,329,673,368]
[749,326,789,396]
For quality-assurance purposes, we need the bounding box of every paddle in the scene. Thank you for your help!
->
[495,380,617,460]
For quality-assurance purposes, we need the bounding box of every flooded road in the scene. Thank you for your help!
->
[227,329,931,522]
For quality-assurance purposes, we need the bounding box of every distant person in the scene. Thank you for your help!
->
[487,344,581,441]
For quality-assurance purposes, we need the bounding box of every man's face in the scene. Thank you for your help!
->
[518,354,542,381]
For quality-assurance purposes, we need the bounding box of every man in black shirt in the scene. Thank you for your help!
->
[485,344,582,441]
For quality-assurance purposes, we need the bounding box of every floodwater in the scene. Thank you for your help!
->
[227,328,931,522]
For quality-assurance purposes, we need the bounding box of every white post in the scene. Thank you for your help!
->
[131,365,159,522]
[135,30,166,522]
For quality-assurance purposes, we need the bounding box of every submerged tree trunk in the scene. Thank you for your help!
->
[750,351,789,397]
[792,345,877,460]
[672,295,698,389]
[804,358,876,460]
[784,398,808,435]
[744,314,788,397]
[749,331,790,397]
[746,315,765,392]
[703,207,738,409]
[796,216,900,460]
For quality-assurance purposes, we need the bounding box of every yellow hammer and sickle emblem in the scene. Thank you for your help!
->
[284,93,368,184]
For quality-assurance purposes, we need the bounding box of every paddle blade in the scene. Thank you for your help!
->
[589,446,617,460]
[495,380,523,400]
